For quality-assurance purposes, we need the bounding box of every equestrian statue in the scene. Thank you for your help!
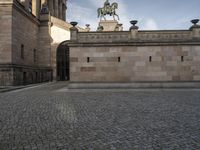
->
[97,0,120,21]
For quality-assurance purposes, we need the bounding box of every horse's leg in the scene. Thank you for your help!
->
[113,14,115,20]
[115,14,119,20]
[104,16,106,20]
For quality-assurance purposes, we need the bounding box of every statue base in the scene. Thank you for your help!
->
[98,20,119,31]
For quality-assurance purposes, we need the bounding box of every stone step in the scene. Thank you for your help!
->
[68,82,200,89]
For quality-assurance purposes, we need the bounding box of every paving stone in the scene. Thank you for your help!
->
[0,83,200,149]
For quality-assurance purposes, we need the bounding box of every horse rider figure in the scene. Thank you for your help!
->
[104,0,111,15]
[97,0,120,20]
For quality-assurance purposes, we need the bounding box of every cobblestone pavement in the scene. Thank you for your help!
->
[0,82,200,150]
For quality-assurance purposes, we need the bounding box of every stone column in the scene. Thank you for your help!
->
[38,10,52,80]
[62,3,66,21]
[58,0,63,19]
[48,0,54,16]
[32,0,40,18]
[54,0,59,18]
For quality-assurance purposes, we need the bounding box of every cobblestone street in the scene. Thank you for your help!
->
[0,82,200,150]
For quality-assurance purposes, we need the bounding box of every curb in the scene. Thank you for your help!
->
[68,82,200,89]
[0,82,54,93]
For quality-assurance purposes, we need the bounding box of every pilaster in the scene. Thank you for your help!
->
[190,19,200,39]
[70,22,78,41]
[130,20,139,40]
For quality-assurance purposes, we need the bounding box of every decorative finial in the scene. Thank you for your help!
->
[191,19,199,25]
[190,19,200,30]
[70,22,78,27]
[130,20,139,30]
[85,24,91,32]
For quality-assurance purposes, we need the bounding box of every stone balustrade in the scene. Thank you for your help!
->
[70,20,200,44]
[76,30,195,43]
[78,32,130,43]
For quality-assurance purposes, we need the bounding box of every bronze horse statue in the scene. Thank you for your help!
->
[97,0,120,21]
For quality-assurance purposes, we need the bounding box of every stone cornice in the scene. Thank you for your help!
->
[0,0,13,5]
[70,29,200,45]
[66,41,200,47]
[0,63,52,70]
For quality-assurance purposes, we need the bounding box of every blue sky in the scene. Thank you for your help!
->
[66,0,200,31]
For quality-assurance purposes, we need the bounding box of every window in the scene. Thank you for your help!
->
[33,49,36,62]
[21,44,24,59]
[149,56,152,62]
[87,57,90,63]
[181,56,184,62]
[118,57,121,62]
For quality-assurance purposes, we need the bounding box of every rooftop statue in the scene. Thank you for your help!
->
[97,0,120,21]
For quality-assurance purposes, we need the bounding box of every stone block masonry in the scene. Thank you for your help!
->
[70,46,200,82]
[0,1,53,85]
[68,20,200,83]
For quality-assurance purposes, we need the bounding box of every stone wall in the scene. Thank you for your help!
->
[0,2,12,64]
[70,45,200,82]
[0,1,13,85]
[0,68,13,86]
[11,2,52,85]
[68,23,200,83]
[12,3,39,65]
[0,1,52,86]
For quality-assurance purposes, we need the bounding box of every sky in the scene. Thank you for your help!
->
[66,0,200,31]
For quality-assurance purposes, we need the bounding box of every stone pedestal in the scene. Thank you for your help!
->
[98,20,119,31]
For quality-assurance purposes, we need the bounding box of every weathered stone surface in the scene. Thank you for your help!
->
[0,0,83,85]
[70,45,200,82]
[99,20,119,31]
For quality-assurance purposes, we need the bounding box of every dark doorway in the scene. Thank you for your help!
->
[57,44,69,81]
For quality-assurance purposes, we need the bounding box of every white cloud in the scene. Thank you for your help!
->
[67,2,98,30]
[142,19,158,30]
[87,0,103,8]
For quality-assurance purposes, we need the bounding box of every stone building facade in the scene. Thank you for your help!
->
[67,21,200,83]
[0,0,84,86]
[1,0,200,86]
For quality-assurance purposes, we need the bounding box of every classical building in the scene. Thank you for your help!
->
[67,20,200,85]
[1,0,200,87]
[0,0,85,86]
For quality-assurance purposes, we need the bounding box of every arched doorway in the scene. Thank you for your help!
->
[56,44,69,81]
